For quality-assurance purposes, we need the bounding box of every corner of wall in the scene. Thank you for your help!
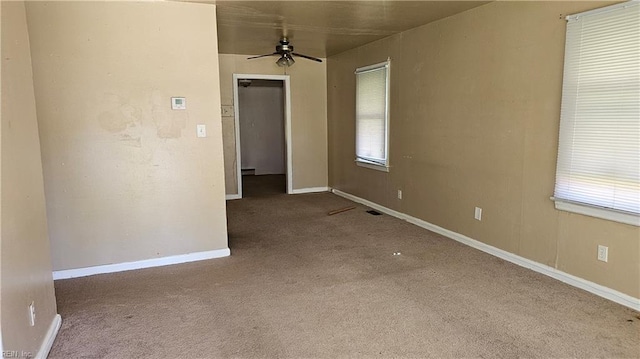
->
[1,0,60,355]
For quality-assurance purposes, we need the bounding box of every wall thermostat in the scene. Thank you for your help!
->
[171,97,186,110]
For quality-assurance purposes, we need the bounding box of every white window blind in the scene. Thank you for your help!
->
[356,61,390,169]
[554,1,640,226]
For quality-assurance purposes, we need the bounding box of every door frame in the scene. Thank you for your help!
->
[229,73,292,199]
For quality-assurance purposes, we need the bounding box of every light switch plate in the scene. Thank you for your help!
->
[197,124,206,138]
[171,97,186,110]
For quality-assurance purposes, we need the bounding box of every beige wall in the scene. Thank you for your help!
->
[1,1,58,353]
[26,1,228,271]
[328,1,640,298]
[219,54,328,194]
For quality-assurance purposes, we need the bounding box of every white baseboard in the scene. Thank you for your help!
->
[290,186,330,194]
[53,248,231,280]
[227,187,329,198]
[331,189,640,311]
[36,314,61,359]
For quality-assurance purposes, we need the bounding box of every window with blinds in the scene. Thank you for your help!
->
[553,1,639,226]
[355,61,390,171]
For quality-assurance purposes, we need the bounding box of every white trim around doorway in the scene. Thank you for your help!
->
[231,74,293,198]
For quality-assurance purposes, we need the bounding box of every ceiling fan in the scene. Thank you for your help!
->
[247,38,322,67]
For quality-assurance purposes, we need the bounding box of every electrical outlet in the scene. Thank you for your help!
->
[597,245,608,262]
[28,301,36,326]
[474,207,482,221]
[397,190,402,199]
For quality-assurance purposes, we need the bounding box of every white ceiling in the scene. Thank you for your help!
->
[210,1,491,58]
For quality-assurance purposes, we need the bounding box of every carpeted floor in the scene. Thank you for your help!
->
[242,174,286,197]
[49,180,639,358]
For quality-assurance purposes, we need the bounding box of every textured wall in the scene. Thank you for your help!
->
[328,1,639,298]
[219,54,328,194]
[26,1,228,271]
[1,1,58,353]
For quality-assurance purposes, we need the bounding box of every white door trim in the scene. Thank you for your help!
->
[232,74,293,197]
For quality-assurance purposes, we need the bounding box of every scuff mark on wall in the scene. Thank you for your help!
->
[118,133,142,148]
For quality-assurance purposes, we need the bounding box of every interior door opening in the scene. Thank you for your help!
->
[231,74,292,198]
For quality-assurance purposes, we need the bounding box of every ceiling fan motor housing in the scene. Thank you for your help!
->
[276,42,293,54]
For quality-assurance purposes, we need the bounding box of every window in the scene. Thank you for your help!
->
[553,1,639,226]
[355,61,390,171]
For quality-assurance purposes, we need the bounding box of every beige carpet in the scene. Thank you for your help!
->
[50,180,639,358]
[242,174,286,197]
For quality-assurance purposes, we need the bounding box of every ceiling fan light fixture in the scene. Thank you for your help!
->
[276,53,295,67]
[276,56,287,67]
[286,55,295,67]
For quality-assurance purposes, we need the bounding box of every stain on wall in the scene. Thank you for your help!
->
[26,1,228,271]
[98,93,142,133]
[97,93,144,148]
[150,90,187,139]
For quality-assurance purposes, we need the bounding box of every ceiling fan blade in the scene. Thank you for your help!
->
[247,52,279,60]
[292,52,323,63]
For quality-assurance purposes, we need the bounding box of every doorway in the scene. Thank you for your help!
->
[232,74,292,198]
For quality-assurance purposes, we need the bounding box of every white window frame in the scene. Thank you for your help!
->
[552,1,640,227]
[355,60,390,172]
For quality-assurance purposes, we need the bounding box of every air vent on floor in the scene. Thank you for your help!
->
[366,210,382,216]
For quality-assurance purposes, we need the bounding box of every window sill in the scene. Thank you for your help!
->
[355,159,389,172]
[551,198,639,227]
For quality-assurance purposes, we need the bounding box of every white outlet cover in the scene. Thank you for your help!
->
[474,207,482,221]
[597,245,608,262]
[29,301,36,326]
